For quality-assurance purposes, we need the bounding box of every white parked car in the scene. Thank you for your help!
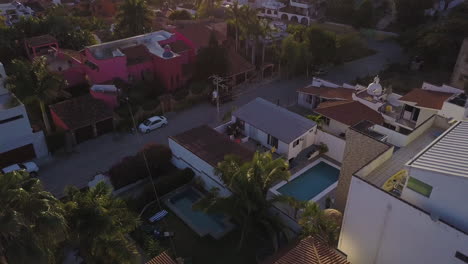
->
[139,116,168,133]
[1,162,39,177]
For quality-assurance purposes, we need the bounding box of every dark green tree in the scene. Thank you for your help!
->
[6,57,69,134]
[168,9,192,20]
[116,0,153,38]
[193,31,228,80]
[64,183,140,264]
[352,0,374,28]
[0,171,67,264]
[305,26,336,67]
[194,151,291,250]
[395,0,432,29]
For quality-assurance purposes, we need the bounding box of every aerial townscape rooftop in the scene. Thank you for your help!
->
[1,0,468,263]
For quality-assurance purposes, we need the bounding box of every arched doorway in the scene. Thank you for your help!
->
[290,16,298,23]
[281,14,288,20]
[300,17,309,25]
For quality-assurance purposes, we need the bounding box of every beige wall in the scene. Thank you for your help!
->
[335,129,391,212]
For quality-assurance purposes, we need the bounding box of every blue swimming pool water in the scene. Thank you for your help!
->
[278,161,340,201]
[169,188,226,236]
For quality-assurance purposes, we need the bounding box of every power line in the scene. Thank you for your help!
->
[125,98,178,258]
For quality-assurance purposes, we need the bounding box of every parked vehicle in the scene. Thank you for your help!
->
[138,116,168,133]
[1,162,39,177]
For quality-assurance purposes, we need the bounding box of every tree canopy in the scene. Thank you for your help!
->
[194,32,228,80]
[194,151,290,250]
[64,183,140,263]
[168,9,192,20]
[115,0,153,38]
[0,8,99,62]
[400,2,468,67]
[0,171,67,264]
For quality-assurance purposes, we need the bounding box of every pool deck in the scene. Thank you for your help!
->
[163,185,235,240]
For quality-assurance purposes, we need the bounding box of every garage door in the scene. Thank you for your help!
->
[75,125,94,144]
[96,118,114,136]
[0,144,36,167]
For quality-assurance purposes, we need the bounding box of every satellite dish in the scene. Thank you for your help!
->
[367,76,383,96]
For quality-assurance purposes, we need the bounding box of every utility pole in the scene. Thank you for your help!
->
[209,75,226,121]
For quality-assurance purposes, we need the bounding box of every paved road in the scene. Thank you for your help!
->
[38,39,405,196]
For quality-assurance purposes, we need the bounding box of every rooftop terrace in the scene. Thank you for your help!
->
[87,31,176,60]
[365,126,445,187]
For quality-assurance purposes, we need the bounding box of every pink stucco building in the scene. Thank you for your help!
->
[82,30,196,91]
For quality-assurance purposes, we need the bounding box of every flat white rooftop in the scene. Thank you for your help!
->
[407,121,468,178]
[87,30,175,60]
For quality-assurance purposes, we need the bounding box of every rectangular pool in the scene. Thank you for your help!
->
[165,187,233,239]
[277,161,340,201]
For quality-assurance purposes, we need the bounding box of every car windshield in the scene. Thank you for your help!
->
[18,164,26,169]
[143,119,152,126]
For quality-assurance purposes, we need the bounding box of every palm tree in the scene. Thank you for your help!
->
[63,182,140,264]
[298,202,341,247]
[116,0,152,38]
[226,2,242,52]
[238,5,258,59]
[194,151,291,251]
[0,171,67,264]
[6,57,68,134]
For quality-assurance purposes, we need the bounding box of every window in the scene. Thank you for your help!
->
[152,120,161,125]
[306,95,312,104]
[455,252,468,263]
[0,115,23,124]
[407,177,432,197]
[293,139,300,148]
[267,134,278,149]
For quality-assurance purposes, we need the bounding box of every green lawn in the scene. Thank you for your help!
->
[141,205,263,264]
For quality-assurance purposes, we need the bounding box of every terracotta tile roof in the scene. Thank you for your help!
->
[25,35,57,47]
[262,236,350,264]
[297,86,354,100]
[49,94,113,130]
[399,89,454,110]
[146,251,177,264]
[226,48,255,77]
[121,44,152,66]
[315,101,384,126]
[169,125,254,167]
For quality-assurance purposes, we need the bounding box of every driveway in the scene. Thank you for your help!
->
[38,39,406,196]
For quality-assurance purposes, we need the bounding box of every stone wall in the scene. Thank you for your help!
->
[334,128,391,212]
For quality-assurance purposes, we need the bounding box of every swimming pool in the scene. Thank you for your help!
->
[275,160,340,201]
[165,187,234,239]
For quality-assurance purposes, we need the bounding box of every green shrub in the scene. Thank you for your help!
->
[173,88,189,101]
[190,81,208,95]
[109,144,174,189]
[141,100,160,111]
[128,168,195,211]
[46,132,66,153]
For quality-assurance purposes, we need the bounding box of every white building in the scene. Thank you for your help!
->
[0,62,48,168]
[230,97,317,162]
[0,1,34,26]
[338,121,468,264]
[169,125,254,196]
[403,121,468,232]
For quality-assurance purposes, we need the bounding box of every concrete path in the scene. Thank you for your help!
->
[38,39,406,197]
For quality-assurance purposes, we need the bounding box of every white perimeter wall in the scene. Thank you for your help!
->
[440,101,468,121]
[322,119,349,136]
[314,129,345,162]
[339,176,468,264]
[0,104,48,158]
[403,167,468,233]
[168,138,231,197]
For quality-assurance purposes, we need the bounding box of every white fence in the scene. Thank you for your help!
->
[314,129,346,162]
